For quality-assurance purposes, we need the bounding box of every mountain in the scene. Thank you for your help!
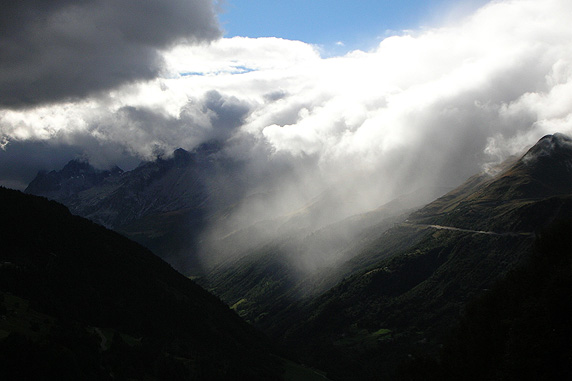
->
[25,142,237,274]
[25,139,445,286]
[25,158,124,198]
[202,136,570,332]
[0,187,289,380]
[410,133,572,231]
[257,134,572,380]
[19,132,572,379]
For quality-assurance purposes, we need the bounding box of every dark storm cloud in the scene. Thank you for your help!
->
[0,0,221,108]
[91,90,252,157]
[201,90,251,133]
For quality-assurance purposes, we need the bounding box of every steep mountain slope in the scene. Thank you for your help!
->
[0,187,285,380]
[206,135,571,332]
[263,134,572,380]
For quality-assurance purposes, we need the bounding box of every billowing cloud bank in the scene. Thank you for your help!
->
[1,0,572,224]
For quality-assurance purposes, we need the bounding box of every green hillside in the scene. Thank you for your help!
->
[401,219,572,380]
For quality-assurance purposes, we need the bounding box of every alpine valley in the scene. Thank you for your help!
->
[8,133,572,380]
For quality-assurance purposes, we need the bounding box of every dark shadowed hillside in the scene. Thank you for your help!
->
[0,187,286,380]
[400,219,572,381]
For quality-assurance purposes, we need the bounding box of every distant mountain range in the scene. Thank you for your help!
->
[20,133,572,380]
[25,142,234,274]
[25,139,444,276]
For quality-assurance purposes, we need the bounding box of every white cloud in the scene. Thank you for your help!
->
[163,36,321,76]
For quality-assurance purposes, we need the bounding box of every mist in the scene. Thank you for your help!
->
[195,0,572,269]
[1,0,572,271]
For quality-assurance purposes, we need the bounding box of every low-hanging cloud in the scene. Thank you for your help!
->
[194,0,572,267]
[0,0,221,108]
[1,0,572,267]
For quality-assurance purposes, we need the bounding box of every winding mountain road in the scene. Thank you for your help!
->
[93,327,108,350]
[401,223,534,237]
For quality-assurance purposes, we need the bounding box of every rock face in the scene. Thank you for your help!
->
[26,146,212,229]
[25,159,124,199]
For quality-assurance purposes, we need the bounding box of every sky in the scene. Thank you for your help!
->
[1,0,572,229]
[219,0,489,54]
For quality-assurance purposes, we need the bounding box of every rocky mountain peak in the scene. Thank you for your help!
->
[25,159,123,198]
[173,147,192,168]
[60,158,95,177]
[510,133,572,197]
[522,133,572,165]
